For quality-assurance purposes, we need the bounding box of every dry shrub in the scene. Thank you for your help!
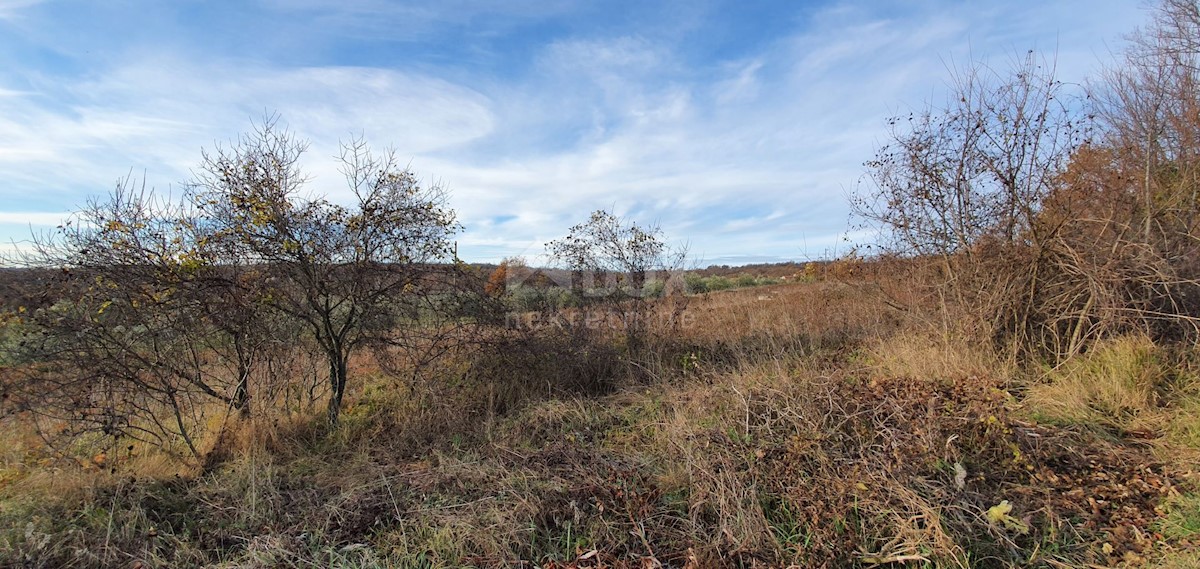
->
[453,327,626,446]
[469,329,622,401]
[753,373,1180,567]
[993,225,1200,362]
[484,359,1180,567]
[6,273,1193,568]
[7,366,1180,569]
[871,230,1200,365]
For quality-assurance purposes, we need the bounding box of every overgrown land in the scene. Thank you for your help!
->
[7,1,1200,568]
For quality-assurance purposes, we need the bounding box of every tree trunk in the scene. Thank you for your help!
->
[234,375,250,419]
[166,389,202,462]
[326,350,348,426]
[233,335,251,418]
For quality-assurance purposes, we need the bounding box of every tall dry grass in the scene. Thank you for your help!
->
[2,278,1197,568]
[1024,336,1167,432]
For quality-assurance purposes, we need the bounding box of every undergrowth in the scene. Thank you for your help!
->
[2,281,1199,568]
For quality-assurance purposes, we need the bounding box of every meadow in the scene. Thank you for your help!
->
[2,267,1199,568]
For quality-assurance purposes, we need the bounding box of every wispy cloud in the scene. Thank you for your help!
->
[0,212,69,226]
[0,0,42,20]
[0,57,495,207]
[0,0,1149,265]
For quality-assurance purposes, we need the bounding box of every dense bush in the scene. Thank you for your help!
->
[682,272,777,294]
[506,284,578,313]
[855,3,1200,361]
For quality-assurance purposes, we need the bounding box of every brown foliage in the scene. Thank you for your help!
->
[484,261,508,298]
[857,3,1200,361]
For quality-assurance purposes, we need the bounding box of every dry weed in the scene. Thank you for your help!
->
[867,331,1015,384]
[1024,335,1167,433]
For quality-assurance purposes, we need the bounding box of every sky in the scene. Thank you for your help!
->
[0,0,1149,266]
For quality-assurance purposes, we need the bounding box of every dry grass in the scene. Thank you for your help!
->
[1166,391,1200,456]
[669,280,900,349]
[866,331,1015,385]
[2,280,1198,568]
[1023,335,1167,433]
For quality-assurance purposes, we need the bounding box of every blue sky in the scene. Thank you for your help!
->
[0,0,1146,265]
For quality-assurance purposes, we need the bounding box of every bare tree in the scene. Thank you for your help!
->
[1094,0,1200,242]
[854,51,1093,356]
[1047,0,1200,351]
[7,180,247,459]
[547,209,686,351]
[856,51,1086,260]
[190,118,460,425]
[857,4,1200,360]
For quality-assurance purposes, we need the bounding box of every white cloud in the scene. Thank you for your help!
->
[541,36,667,73]
[715,60,763,104]
[0,212,69,226]
[411,2,1144,263]
[0,0,42,19]
[0,0,1152,265]
[0,58,495,207]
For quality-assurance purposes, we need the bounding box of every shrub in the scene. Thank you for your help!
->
[643,279,666,298]
[507,285,574,313]
[706,276,734,292]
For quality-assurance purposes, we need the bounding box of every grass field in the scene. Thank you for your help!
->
[2,278,1199,568]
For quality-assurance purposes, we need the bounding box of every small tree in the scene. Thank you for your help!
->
[484,261,508,299]
[856,52,1085,260]
[9,180,250,458]
[854,52,1091,355]
[547,210,686,350]
[191,118,459,425]
[6,115,463,459]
